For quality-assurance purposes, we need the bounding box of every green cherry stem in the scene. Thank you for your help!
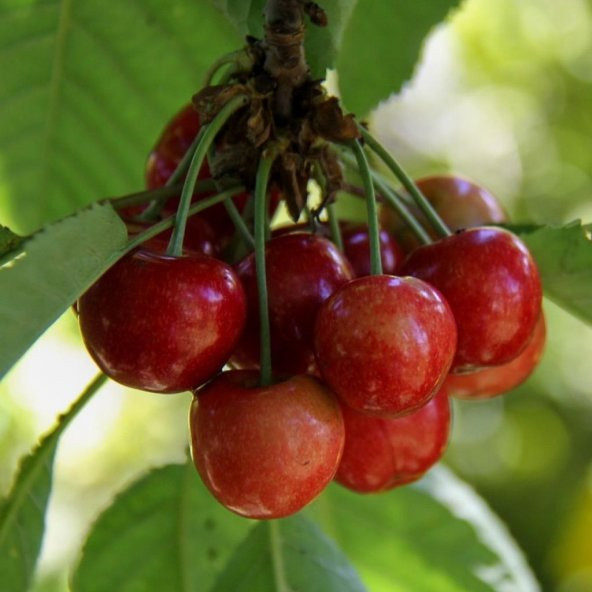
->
[203,50,250,86]
[223,198,255,249]
[109,180,219,213]
[349,139,383,276]
[139,132,203,221]
[254,153,276,387]
[372,177,432,245]
[357,125,452,238]
[326,202,344,251]
[338,150,432,244]
[167,95,249,257]
[339,152,413,207]
[118,187,245,259]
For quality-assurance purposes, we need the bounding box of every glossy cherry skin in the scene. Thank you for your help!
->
[400,227,542,372]
[381,175,507,253]
[230,233,354,376]
[314,275,457,417]
[445,313,546,399]
[190,370,345,519]
[341,224,404,277]
[336,386,451,493]
[146,103,279,244]
[78,249,246,393]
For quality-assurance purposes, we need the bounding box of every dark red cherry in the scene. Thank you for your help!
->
[341,223,404,277]
[78,249,246,392]
[231,233,354,376]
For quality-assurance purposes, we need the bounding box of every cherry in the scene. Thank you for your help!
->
[146,103,279,244]
[400,227,542,371]
[230,233,354,376]
[190,370,345,519]
[340,223,403,277]
[445,313,546,399]
[314,275,457,417]
[335,386,451,493]
[78,248,246,393]
[146,104,206,188]
[381,175,507,252]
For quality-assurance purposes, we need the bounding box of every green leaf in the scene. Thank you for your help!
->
[210,515,366,592]
[0,203,127,378]
[0,225,24,259]
[305,0,358,78]
[336,0,462,115]
[0,374,106,592]
[206,0,266,37]
[0,0,240,233]
[71,462,252,592]
[510,221,592,326]
[206,0,358,78]
[309,466,539,592]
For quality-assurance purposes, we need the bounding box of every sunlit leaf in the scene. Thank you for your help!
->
[308,466,540,592]
[71,462,252,592]
[0,203,127,378]
[0,0,239,232]
[0,374,106,592]
[337,0,462,115]
[210,515,366,592]
[511,221,592,326]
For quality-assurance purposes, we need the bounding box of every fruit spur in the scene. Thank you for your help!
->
[77,1,544,520]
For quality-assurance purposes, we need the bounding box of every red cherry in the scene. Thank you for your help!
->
[190,370,345,519]
[78,249,246,393]
[146,104,207,189]
[381,175,507,253]
[446,313,546,399]
[146,104,280,244]
[341,223,404,277]
[314,275,457,417]
[231,233,354,376]
[400,227,542,371]
[336,386,451,493]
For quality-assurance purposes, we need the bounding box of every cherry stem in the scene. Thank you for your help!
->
[139,133,203,221]
[118,187,245,258]
[372,177,432,245]
[223,198,255,249]
[349,139,383,275]
[357,125,452,238]
[339,152,413,207]
[167,95,249,257]
[109,179,219,213]
[327,202,343,251]
[203,50,249,86]
[254,153,276,387]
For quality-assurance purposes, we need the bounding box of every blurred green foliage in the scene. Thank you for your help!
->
[1,0,592,590]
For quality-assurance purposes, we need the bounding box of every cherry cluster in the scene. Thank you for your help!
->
[77,104,545,520]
